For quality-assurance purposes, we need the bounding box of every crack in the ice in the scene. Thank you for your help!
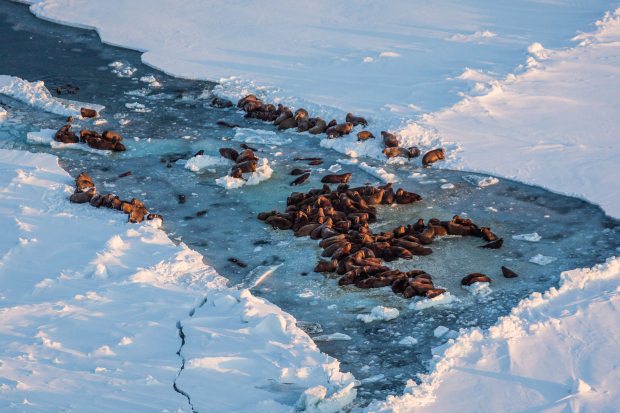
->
[173,297,208,413]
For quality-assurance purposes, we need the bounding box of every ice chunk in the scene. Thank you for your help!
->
[232,128,291,145]
[462,175,499,187]
[357,306,400,323]
[184,154,230,173]
[215,158,273,189]
[313,333,352,342]
[410,292,459,310]
[512,232,542,242]
[434,326,449,338]
[530,254,557,265]
[398,336,418,346]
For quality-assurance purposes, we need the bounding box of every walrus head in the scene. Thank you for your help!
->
[294,108,309,122]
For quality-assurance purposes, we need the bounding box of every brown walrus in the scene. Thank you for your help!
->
[321,173,352,184]
[291,173,310,186]
[461,273,491,286]
[326,122,353,138]
[308,118,327,135]
[346,113,368,127]
[210,96,233,108]
[236,149,258,163]
[54,124,79,143]
[422,148,445,166]
[219,147,239,161]
[290,168,310,175]
[80,107,97,118]
[102,130,123,143]
[480,238,503,249]
[357,131,375,141]
[381,131,399,148]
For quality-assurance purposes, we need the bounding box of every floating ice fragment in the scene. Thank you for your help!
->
[530,254,557,265]
[440,183,455,189]
[357,306,399,323]
[513,232,542,242]
[434,326,449,338]
[398,336,418,346]
[185,154,230,173]
[462,175,499,187]
[410,292,459,310]
[313,333,352,342]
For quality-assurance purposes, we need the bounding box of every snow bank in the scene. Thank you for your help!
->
[0,149,354,412]
[0,74,104,117]
[400,9,620,217]
[368,256,620,412]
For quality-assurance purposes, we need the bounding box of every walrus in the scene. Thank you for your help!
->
[321,173,352,184]
[216,120,240,128]
[326,122,353,138]
[277,114,297,130]
[265,215,293,230]
[294,108,309,122]
[219,147,239,161]
[308,159,323,165]
[291,173,310,186]
[146,213,164,222]
[210,96,233,108]
[291,168,310,175]
[407,146,421,158]
[308,118,327,134]
[54,124,79,143]
[381,131,399,148]
[237,94,258,108]
[481,238,503,249]
[461,273,491,286]
[426,288,446,298]
[422,148,445,166]
[80,107,97,118]
[243,99,263,113]
[236,149,258,163]
[69,191,92,203]
[79,129,98,143]
[383,147,409,159]
[395,188,422,204]
[346,113,368,127]
[501,266,519,278]
[232,160,257,173]
[357,131,375,141]
[274,108,293,125]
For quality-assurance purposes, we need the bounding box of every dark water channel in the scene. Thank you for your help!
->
[1,1,618,408]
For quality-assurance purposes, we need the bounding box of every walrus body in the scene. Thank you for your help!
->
[422,148,445,166]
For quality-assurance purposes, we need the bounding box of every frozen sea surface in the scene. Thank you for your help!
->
[1,2,618,407]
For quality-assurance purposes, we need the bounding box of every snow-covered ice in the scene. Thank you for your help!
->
[357,306,400,323]
[0,74,104,117]
[183,153,230,173]
[0,149,355,412]
[512,232,542,242]
[214,158,274,189]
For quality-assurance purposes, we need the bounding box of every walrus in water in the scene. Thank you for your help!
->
[291,168,310,175]
[381,131,399,148]
[277,113,298,130]
[54,124,79,143]
[461,273,491,286]
[501,266,519,278]
[357,131,375,141]
[210,96,233,108]
[291,173,310,186]
[422,148,445,166]
[236,149,259,163]
[219,147,239,161]
[321,173,352,184]
[346,112,368,127]
[102,130,123,144]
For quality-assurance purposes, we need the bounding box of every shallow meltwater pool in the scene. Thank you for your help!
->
[1,2,619,408]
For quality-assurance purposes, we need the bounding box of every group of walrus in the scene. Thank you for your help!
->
[69,172,162,224]
[258,182,518,299]
[217,145,265,179]
[53,108,126,152]
[219,94,446,165]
